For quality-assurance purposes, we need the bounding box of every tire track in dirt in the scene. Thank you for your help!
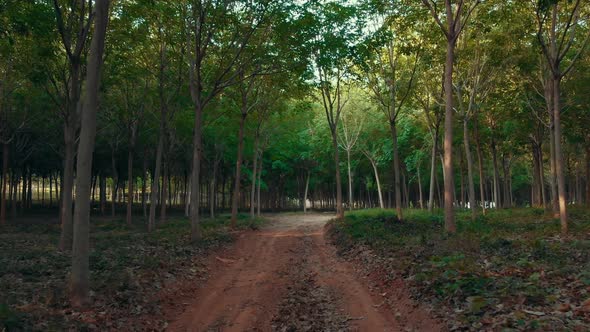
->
[167,213,442,332]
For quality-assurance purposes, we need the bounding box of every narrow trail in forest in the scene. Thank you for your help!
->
[167,213,441,332]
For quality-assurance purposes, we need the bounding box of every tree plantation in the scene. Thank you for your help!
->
[1,0,590,330]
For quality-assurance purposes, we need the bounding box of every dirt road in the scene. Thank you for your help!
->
[168,213,441,332]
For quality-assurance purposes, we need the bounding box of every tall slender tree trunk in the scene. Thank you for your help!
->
[231,113,247,227]
[331,133,344,218]
[148,122,164,232]
[208,170,214,218]
[368,157,384,209]
[257,149,263,217]
[250,140,258,218]
[586,145,590,206]
[110,147,118,217]
[303,170,310,213]
[142,154,147,218]
[549,116,559,214]
[184,175,190,217]
[99,173,106,215]
[126,126,136,226]
[553,77,568,233]
[0,143,10,225]
[474,119,486,214]
[428,133,437,212]
[42,176,46,207]
[502,154,511,208]
[390,122,403,219]
[59,135,75,251]
[531,142,542,207]
[160,164,168,223]
[346,149,353,211]
[190,104,203,241]
[49,173,53,208]
[463,120,476,219]
[491,139,501,209]
[70,0,109,307]
[443,37,457,232]
[1,143,8,225]
[418,165,424,209]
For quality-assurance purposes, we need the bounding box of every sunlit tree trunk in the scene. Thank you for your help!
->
[553,77,568,232]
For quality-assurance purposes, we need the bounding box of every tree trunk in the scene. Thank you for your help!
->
[160,164,168,223]
[346,149,353,211]
[304,170,310,213]
[189,104,203,241]
[142,154,148,218]
[257,149,263,217]
[231,113,247,227]
[549,116,559,214]
[110,147,118,217]
[49,173,53,208]
[418,165,424,209]
[474,119,486,214]
[42,176,46,207]
[331,133,344,218]
[390,122,403,219]
[99,173,106,215]
[70,0,109,307]
[463,120,476,219]
[368,157,384,209]
[553,77,568,233]
[126,127,136,226]
[148,120,164,232]
[428,132,437,212]
[586,145,590,206]
[532,142,542,207]
[1,143,8,225]
[443,37,456,233]
[491,139,501,209]
[59,134,75,251]
[502,154,511,208]
[250,140,258,218]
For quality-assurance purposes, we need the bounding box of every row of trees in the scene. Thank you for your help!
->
[1,0,590,305]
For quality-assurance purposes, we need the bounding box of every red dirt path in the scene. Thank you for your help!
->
[167,213,442,331]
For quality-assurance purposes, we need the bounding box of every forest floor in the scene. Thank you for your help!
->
[0,211,264,331]
[169,213,441,331]
[328,208,590,331]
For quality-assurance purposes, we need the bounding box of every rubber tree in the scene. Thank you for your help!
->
[535,0,590,234]
[421,0,481,233]
[187,0,268,241]
[309,1,361,219]
[51,0,95,251]
[70,0,110,307]
[337,102,363,211]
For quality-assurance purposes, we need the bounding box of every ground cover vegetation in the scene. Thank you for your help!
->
[1,0,590,330]
[329,208,590,330]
